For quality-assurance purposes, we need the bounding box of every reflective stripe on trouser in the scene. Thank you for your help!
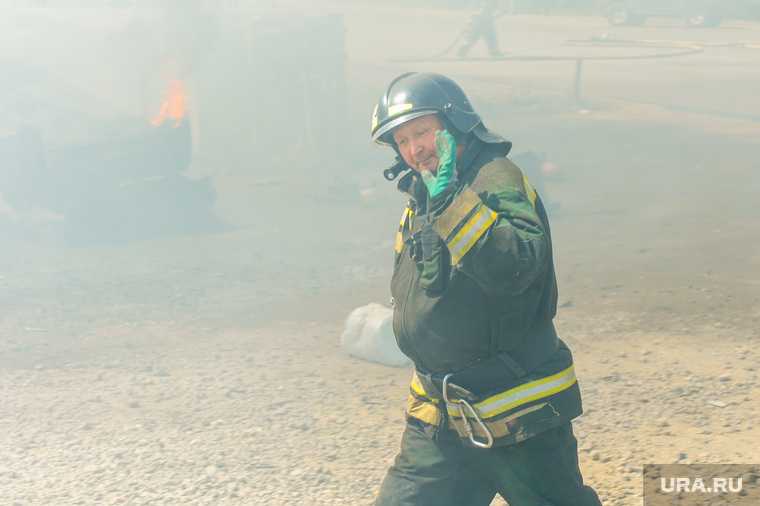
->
[408,366,578,442]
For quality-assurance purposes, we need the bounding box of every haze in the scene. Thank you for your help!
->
[1,1,759,504]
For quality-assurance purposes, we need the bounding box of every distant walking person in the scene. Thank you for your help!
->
[458,0,504,58]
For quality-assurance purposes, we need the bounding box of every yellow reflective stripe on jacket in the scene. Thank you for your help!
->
[410,370,426,397]
[447,205,498,265]
[406,394,441,426]
[409,370,439,403]
[407,373,442,427]
[400,207,412,226]
[431,169,537,266]
[433,187,497,266]
[433,188,481,240]
[522,175,537,208]
[445,365,577,420]
[394,207,413,253]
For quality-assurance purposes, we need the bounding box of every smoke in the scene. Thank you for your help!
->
[0,0,757,442]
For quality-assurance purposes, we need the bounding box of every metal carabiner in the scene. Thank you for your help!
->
[458,398,494,449]
[441,374,494,449]
[441,373,456,404]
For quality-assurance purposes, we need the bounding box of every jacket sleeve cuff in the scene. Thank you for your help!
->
[432,188,498,265]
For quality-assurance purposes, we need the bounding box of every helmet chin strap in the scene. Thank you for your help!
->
[383,156,410,181]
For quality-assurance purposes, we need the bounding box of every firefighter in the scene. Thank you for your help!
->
[370,72,602,506]
[458,0,504,58]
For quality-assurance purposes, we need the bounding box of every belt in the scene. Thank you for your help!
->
[411,321,567,449]
[412,365,578,448]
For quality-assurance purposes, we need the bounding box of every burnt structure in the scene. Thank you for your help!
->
[0,120,219,245]
[0,7,349,243]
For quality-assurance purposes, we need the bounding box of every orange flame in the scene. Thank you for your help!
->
[151,80,187,127]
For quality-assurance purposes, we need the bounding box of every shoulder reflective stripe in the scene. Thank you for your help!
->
[522,175,537,208]
[446,205,498,265]
[446,365,577,419]
[388,103,413,117]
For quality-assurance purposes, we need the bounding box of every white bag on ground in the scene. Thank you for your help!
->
[340,303,411,367]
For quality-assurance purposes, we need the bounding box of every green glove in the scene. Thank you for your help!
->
[421,130,456,198]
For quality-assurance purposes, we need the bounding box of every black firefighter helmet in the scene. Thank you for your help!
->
[371,72,508,179]
[371,72,507,146]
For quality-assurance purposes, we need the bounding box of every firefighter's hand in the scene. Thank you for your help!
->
[420,220,440,262]
[419,218,447,293]
[421,130,456,198]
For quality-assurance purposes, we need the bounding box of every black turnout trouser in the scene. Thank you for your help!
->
[375,420,602,506]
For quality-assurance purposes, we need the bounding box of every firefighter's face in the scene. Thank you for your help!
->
[392,114,449,174]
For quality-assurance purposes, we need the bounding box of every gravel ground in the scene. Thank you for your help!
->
[2,312,758,505]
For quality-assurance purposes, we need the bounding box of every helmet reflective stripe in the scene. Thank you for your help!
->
[387,102,413,117]
[371,104,379,132]
[372,110,438,145]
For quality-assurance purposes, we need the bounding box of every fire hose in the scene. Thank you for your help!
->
[389,35,760,122]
